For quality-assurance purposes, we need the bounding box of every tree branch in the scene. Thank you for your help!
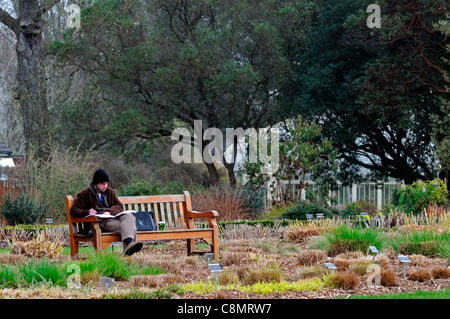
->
[0,7,18,35]
[405,76,450,94]
[420,54,450,84]
[38,0,63,18]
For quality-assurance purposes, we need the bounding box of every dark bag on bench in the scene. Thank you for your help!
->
[132,211,157,231]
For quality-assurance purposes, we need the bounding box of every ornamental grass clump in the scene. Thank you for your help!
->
[430,266,450,279]
[318,225,385,256]
[0,264,20,288]
[296,250,328,266]
[130,274,183,287]
[294,266,328,280]
[79,251,164,281]
[439,241,450,262]
[221,251,255,266]
[390,228,450,257]
[19,259,67,287]
[217,268,240,285]
[0,258,68,288]
[9,232,64,259]
[240,264,285,286]
[330,271,359,290]
[330,270,359,290]
[408,269,431,282]
[132,254,180,274]
[380,269,396,287]
[349,260,374,276]
[286,219,342,243]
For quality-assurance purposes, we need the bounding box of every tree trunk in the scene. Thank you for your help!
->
[223,136,237,188]
[16,0,49,159]
[224,162,236,188]
[204,162,220,186]
[0,1,61,160]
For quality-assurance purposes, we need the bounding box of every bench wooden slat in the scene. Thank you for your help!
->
[122,200,186,228]
[165,202,172,227]
[120,194,186,204]
[159,202,166,225]
[172,202,178,226]
[160,202,166,226]
[146,203,152,222]
[151,202,158,224]
[178,202,186,228]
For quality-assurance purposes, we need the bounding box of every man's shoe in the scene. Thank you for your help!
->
[124,242,143,256]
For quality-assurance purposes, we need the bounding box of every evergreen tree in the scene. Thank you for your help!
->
[289,0,449,184]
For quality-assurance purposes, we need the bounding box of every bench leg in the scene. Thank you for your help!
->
[92,223,102,253]
[187,238,195,256]
[211,231,219,260]
[70,239,79,259]
[211,239,219,261]
[187,237,219,260]
[102,241,112,250]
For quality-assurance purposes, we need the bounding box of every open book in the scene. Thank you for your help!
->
[86,210,135,219]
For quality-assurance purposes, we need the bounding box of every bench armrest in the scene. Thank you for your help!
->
[186,210,219,230]
[70,216,100,223]
[186,210,219,219]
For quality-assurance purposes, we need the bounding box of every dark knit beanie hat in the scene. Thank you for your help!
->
[92,169,110,185]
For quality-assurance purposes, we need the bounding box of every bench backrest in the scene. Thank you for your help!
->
[65,191,193,230]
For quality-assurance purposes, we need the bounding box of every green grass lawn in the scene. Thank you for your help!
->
[346,289,450,299]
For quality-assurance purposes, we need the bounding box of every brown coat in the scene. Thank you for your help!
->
[70,183,124,218]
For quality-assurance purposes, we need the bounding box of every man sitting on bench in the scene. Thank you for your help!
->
[70,168,143,256]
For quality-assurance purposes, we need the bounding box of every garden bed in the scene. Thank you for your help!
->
[138,240,450,300]
[0,219,448,299]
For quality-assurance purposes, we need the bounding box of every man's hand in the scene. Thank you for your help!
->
[89,209,97,215]
[103,211,111,216]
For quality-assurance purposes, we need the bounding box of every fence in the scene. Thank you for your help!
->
[267,178,404,210]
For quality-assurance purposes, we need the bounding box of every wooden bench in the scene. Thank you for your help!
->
[65,191,219,260]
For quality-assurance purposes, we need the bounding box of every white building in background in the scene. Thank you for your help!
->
[0,138,14,185]
[0,157,14,167]
[271,178,404,210]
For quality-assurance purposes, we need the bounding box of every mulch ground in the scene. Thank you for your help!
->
[126,240,450,299]
[0,237,448,299]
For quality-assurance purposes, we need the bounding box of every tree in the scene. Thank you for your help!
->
[430,13,450,190]
[0,0,63,159]
[50,0,312,186]
[245,115,337,205]
[289,0,449,184]
[0,19,23,155]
